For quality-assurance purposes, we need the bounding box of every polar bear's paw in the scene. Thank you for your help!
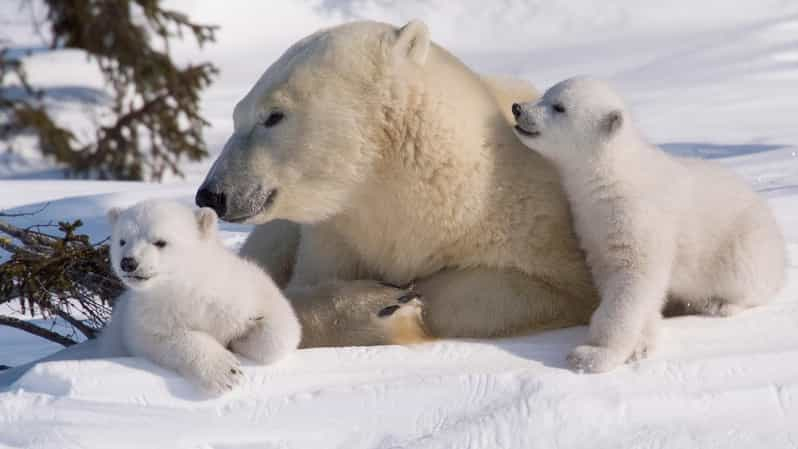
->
[567,345,629,373]
[628,323,659,362]
[194,350,244,395]
[377,291,422,318]
[628,337,655,362]
[376,292,432,345]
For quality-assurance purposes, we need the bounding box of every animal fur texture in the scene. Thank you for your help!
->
[98,200,301,394]
[512,77,786,372]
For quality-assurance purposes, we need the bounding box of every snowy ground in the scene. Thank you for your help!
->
[1,1,798,448]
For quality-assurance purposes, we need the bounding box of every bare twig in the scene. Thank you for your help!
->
[0,202,50,217]
[0,315,76,346]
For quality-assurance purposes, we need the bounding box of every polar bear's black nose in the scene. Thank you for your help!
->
[511,103,522,119]
[120,257,139,273]
[195,187,227,218]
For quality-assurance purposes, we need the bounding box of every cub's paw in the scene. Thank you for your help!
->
[629,326,659,362]
[567,345,628,373]
[376,291,431,344]
[194,350,244,395]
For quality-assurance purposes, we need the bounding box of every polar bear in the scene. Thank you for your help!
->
[511,77,787,372]
[196,19,599,347]
[98,199,302,394]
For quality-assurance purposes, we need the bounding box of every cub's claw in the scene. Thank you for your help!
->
[378,305,401,317]
[195,350,243,395]
[379,280,416,290]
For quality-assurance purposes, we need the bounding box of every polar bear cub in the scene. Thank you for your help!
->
[512,77,786,373]
[98,199,302,394]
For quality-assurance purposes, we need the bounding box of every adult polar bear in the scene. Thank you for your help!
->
[197,20,598,347]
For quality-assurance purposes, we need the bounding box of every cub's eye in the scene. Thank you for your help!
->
[153,240,167,249]
[262,112,284,128]
[552,103,566,114]
[119,239,126,247]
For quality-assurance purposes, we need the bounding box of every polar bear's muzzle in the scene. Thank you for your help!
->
[224,187,278,223]
[196,183,278,224]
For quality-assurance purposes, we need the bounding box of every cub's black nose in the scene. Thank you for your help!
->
[511,103,522,119]
[120,257,139,273]
[195,187,227,218]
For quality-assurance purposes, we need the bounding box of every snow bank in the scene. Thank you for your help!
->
[0,184,796,447]
[1,273,797,448]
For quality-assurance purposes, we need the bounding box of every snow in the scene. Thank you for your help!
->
[2,1,798,448]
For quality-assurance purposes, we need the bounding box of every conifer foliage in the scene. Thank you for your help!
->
[0,1,218,354]
[0,0,218,180]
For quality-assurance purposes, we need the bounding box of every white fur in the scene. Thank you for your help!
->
[513,77,787,372]
[98,200,301,394]
[198,20,597,347]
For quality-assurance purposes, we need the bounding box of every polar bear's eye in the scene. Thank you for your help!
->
[119,239,126,247]
[552,103,566,114]
[262,112,284,128]
[153,240,167,249]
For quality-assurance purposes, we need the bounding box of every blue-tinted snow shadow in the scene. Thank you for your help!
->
[0,341,213,401]
[659,142,787,159]
[480,326,588,370]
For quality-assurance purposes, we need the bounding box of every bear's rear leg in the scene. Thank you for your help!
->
[287,280,429,348]
[377,292,431,344]
[230,314,301,365]
[411,267,592,339]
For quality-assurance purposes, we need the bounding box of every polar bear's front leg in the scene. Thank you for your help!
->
[97,295,131,357]
[130,330,243,395]
[407,268,594,339]
[568,270,669,373]
[239,220,301,288]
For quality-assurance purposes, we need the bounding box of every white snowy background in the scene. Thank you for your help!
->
[1,1,798,448]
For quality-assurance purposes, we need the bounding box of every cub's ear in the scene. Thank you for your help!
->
[601,110,624,137]
[106,207,122,225]
[393,19,430,65]
[195,207,218,238]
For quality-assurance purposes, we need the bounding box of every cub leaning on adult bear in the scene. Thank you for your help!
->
[197,19,601,347]
[512,77,786,372]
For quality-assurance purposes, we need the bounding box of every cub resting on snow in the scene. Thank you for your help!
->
[512,77,786,372]
[99,199,301,394]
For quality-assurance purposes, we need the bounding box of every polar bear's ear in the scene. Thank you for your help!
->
[394,20,430,65]
[601,110,624,137]
[106,207,122,225]
[195,207,218,239]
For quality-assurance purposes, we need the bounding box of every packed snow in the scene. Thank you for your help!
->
[1,1,798,448]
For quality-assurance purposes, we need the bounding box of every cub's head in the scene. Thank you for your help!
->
[107,200,217,290]
[511,77,627,165]
[196,20,432,224]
